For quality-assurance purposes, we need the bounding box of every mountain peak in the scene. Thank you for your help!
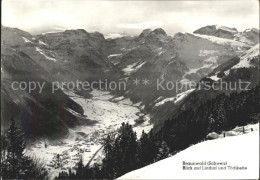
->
[151,28,167,36]
[139,29,152,38]
[244,28,260,33]
[215,25,238,33]
[64,29,89,35]
[194,25,238,34]
[139,28,167,38]
[194,25,238,39]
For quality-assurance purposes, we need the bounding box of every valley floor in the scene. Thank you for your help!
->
[25,89,153,179]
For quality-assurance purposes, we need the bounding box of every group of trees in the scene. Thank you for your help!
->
[56,122,170,179]
[1,118,48,179]
[158,84,260,152]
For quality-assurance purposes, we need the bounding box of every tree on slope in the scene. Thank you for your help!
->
[156,141,170,161]
[1,118,47,179]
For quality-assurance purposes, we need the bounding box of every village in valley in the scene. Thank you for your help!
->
[26,89,153,178]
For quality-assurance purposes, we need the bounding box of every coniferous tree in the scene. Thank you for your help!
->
[113,122,138,177]
[102,134,115,178]
[76,155,84,178]
[4,118,27,178]
[1,133,8,177]
[1,118,48,179]
[156,141,170,161]
[137,130,158,167]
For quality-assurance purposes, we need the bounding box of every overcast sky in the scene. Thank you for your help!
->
[2,0,259,35]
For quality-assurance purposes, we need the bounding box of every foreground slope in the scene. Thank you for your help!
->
[119,125,259,179]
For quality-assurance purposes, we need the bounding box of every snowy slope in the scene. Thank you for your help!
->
[155,89,195,107]
[105,33,127,39]
[205,44,259,82]
[194,25,259,46]
[232,43,259,69]
[193,33,250,52]
[215,25,238,34]
[119,125,259,179]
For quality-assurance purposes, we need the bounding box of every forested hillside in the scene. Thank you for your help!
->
[57,84,260,179]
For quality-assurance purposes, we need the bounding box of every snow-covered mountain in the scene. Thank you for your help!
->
[107,27,254,126]
[2,24,259,179]
[194,25,238,39]
[119,124,259,179]
[105,27,251,113]
[205,43,259,83]
[1,25,259,138]
[194,25,259,46]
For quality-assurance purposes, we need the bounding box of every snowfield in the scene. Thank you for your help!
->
[26,89,153,179]
[122,62,146,75]
[155,89,195,107]
[104,33,126,39]
[119,123,259,179]
[232,44,259,69]
[206,44,259,81]
[193,33,250,51]
[215,25,238,34]
[209,74,221,81]
[108,54,122,58]
[35,47,57,62]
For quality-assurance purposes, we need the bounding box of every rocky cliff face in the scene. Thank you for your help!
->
[1,26,87,139]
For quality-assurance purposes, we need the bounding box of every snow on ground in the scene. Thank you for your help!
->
[215,25,238,34]
[183,56,218,78]
[104,33,126,39]
[38,40,49,46]
[119,123,259,179]
[232,44,259,69]
[209,74,221,81]
[199,50,219,57]
[193,33,250,51]
[234,29,259,45]
[155,89,195,107]
[122,62,146,75]
[22,37,33,43]
[35,47,57,62]
[224,69,230,76]
[206,44,259,80]
[68,89,142,127]
[41,31,64,35]
[218,123,259,138]
[26,89,153,179]
[108,54,122,58]
[134,115,153,138]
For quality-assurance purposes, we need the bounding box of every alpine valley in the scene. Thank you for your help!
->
[1,24,259,179]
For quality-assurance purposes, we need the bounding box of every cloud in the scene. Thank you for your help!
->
[2,0,259,35]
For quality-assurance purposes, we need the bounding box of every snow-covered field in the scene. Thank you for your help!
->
[26,89,153,179]
[119,123,259,179]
